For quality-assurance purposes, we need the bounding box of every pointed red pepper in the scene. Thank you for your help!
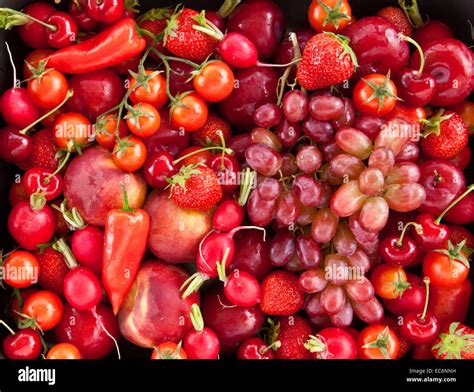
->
[103,184,150,314]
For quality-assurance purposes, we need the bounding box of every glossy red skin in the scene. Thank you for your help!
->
[8,181,28,206]
[143,151,177,189]
[395,141,420,163]
[2,328,42,360]
[310,328,357,360]
[443,192,474,224]
[396,68,436,107]
[418,159,465,216]
[428,279,471,329]
[410,38,473,106]
[379,235,418,267]
[66,69,125,120]
[352,115,384,141]
[229,229,272,280]
[218,33,259,68]
[343,16,409,76]
[412,343,433,359]
[383,274,426,316]
[237,337,274,359]
[55,303,119,359]
[449,146,471,171]
[168,61,194,96]
[413,20,453,47]
[399,310,440,345]
[183,327,220,359]
[46,12,78,49]
[0,127,33,163]
[86,0,125,23]
[202,286,265,353]
[23,168,63,201]
[8,201,56,251]
[275,29,313,77]
[1,88,39,129]
[224,270,260,307]
[18,2,55,49]
[69,0,99,31]
[64,267,102,310]
[219,66,279,131]
[205,10,225,32]
[227,0,286,60]
[213,200,244,232]
[142,109,190,157]
[412,213,449,252]
[211,154,241,194]
[71,226,104,276]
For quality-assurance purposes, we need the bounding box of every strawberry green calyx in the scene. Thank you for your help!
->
[324,32,358,70]
[420,109,454,138]
[433,240,470,268]
[432,322,474,359]
[166,164,202,193]
[318,0,350,28]
[304,334,327,357]
[361,326,391,359]
[189,303,205,333]
[137,7,171,23]
[162,4,185,45]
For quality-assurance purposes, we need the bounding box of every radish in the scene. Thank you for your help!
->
[183,304,220,359]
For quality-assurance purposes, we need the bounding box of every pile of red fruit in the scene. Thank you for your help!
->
[0,0,473,360]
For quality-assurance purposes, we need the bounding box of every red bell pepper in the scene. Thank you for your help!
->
[103,186,150,315]
[47,17,146,74]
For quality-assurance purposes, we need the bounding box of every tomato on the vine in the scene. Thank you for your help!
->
[370,264,410,300]
[128,70,167,109]
[23,49,54,79]
[3,251,40,289]
[357,324,400,359]
[112,136,147,172]
[308,0,352,33]
[193,61,235,102]
[170,93,208,132]
[353,73,399,117]
[27,70,69,110]
[125,102,161,138]
[54,112,91,150]
[151,342,187,359]
[95,114,129,150]
[23,290,63,331]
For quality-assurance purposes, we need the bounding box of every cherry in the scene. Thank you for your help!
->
[224,270,261,307]
[63,267,102,311]
[383,273,426,316]
[183,304,220,359]
[213,199,244,232]
[86,0,125,23]
[69,0,99,31]
[1,322,42,360]
[379,222,422,267]
[413,20,453,47]
[237,337,279,359]
[399,277,440,345]
[46,12,78,49]
[17,2,56,49]
[210,153,241,194]
[143,151,177,189]
[205,10,226,32]
[23,167,63,201]
[0,126,33,164]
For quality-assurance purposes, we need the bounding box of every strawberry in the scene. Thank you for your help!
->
[259,270,304,316]
[137,7,172,61]
[420,110,468,159]
[163,8,219,62]
[383,315,412,358]
[35,247,70,296]
[296,32,357,90]
[18,128,59,172]
[169,164,223,211]
[273,315,313,359]
[191,113,232,147]
[376,7,413,37]
[431,322,474,359]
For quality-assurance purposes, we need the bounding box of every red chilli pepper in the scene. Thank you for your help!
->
[47,17,146,74]
[103,185,150,315]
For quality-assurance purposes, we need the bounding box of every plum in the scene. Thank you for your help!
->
[219,66,279,131]
[202,286,265,353]
[63,146,147,227]
[54,303,119,359]
[66,69,125,120]
[227,0,286,60]
[144,190,214,263]
[118,260,199,348]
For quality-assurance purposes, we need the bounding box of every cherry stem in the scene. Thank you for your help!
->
[396,222,423,247]
[399,34,425,76]
[45,151,70,183]
[52,238,78,269]
[217,0,241,18]
[0,320,15,335]
[435,184,474,224]
[0,8,56,31]
[229,225,266,241]
[420,277,430,322]
[173,145,233,166]
[20,89,74,135]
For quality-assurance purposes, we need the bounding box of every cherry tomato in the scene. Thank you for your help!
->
[23,290,63,331]
[27,70,69,110]
[95,114,129,150]
[423,246,469,289]
[308,0,352,33]
[54,112,91,150]
[151,342,187,359]
[370,264,409,300]
[46,343,81,359]
[357,324,400,359]
[86,0,125,24]
[170,93,208,132]
[23,49,54,79]
[3,251,40,289]
[129,70,167,109]
[353,73,398,117]
[126,103,161,138]
[193,61,235,102]
[112,136,147,172]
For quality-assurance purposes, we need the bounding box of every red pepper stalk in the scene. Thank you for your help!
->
[103,184,150,315]
[47,17,146,74]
